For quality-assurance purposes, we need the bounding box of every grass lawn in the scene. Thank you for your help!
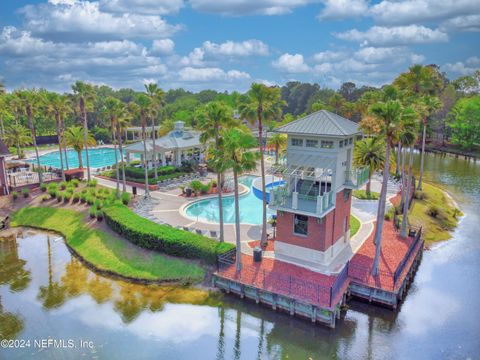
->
[407,182,462,243]
[11,207,205,283]
[350,215,361,237]
[353,189,380,200]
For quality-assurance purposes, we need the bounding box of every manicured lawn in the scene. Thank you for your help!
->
[11,207,205,283]
[350,215,361,237]
[408,182,462,243]
[353,189,380,200]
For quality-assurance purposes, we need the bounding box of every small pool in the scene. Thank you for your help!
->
[184,176,277,225]
[30,147,130,169]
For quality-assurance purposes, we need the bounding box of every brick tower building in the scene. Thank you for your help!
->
[269,110,368,271]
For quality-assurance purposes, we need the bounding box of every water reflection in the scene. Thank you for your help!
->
[0,152,479,359]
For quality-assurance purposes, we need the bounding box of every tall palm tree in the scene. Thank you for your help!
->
[394,65,443,190]
[130,94,152,198]
[44,93,72,182]
[198,101,238,243]
[102,97,124,194]
[64,126,96,169]
[116,112,131,192]
[239,83,284,246]
[3,124,31,159]
[353,137,386,196]
[217,128,258,271]
[14,89,44,185]
[267,133,287,164]
[144,83,165,179]
[399,114,420,238]
[369,99,416,275]
[72,81,96,181]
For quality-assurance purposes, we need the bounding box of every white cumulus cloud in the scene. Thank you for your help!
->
[99,0,184,15]
[202,39,269,57]
[189,0,317,16]
[318,0,368,20]
[151,39,175,55]
[178,67,250,82]
[272,53,310,73]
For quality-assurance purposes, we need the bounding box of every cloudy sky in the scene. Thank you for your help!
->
[0,0,479,93]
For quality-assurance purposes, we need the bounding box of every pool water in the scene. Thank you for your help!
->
[31,147,128,169]
[184,176,277,225]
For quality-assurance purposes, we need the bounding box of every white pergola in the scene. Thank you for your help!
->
[124,122,206,168]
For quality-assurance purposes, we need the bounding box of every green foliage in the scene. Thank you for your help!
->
[448,96,480,150]
[96,210,104,221]
[189,180,203,194]
[41,194,49,202]
[22,187,29,198]
[86,195,95,205]
[385,206,395,220]
[80,193,87,203]
[350,215,361,237]
[11,191,18,200]
[87,179,98,187]
[414,190,427,200]
[60,181,67,190]
[89,206,97,218]
[103,204,235,264]
[57,192,64,202]
[71,179,80,187]
[72,193,80,203]
[63,192,72,202]
[40,183,47,192]
[121,192,131,205]
[353,190,380,200]
[92,127,111,143]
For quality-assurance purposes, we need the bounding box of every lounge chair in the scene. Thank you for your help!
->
[195,229,204,236]
[183,226,191,232]
[209,230,218,239]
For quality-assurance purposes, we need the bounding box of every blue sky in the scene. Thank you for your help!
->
[0,0,479,93]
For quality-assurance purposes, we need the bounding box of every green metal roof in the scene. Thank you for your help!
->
[275,110,360,137]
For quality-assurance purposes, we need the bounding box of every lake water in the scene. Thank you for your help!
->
[1,152,479,359]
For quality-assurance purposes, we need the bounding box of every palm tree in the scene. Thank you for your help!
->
[3,124,31,159]
[394,65,443,190]
[267,133,287,164]
[369,99,416,275]
[239,83,284,246]
[217,128,258,271]
[44,93,72,182]
[0,93,12,138]
[14,89,44,185]
[416,96,441,190]
[102,97,124,194]
[144,83,165,179]
[64,126,96,169]
[130,94,152,198]
[116,112,131,192]
[198,101,238,243]
[399,114,420,238]
[72,81,96,181]
[353,137,386,196]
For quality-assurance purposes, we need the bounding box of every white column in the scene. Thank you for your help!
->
[292,191,298,209]
[161,152,166,166]
[316,195,323,214]
[176,149,182,166]
[126,152,131,164]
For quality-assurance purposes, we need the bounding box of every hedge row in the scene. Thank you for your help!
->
[103,204,235,264]
[124,165,177,179]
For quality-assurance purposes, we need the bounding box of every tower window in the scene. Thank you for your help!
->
[321,140,334,149]
[306,139,319,148]
[339,140,343,148]
[291,138,303,147]
[293,214,309,236]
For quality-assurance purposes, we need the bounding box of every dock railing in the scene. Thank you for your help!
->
[216,256,337,308]
[393,227,423,284]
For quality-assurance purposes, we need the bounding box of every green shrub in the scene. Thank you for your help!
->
[103,204,235,264]
[40,183,47,192]
[200,183,210,194]
[81,188,88,194]
[22,187,30,198]
[385,206,395,220]
[121,192,131,205]
[64,192,72,203]
[86,196,95,205]
[87,179,98,187]
[352,190,379,200]
[72,193,80,203]
[190,180,203,194]
[48,188,58,199]
[95,199,103,210]
[71,178,80,187]
[41,194,49,202]
[89,206,97,218]
[96,210,104,221]
[80,193,87,203]
[48,182,58,191]
[414,190,427,200]
[57,192,64,203]
[12,191,18,200]
[60,181,68,190]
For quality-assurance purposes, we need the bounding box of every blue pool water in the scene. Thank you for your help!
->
[184,176,277,225]
[31,147,128,169]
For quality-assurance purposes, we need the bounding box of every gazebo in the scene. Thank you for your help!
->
[124,121,206,168]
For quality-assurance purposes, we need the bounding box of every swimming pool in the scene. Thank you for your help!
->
[31,147,127,169]
[184,176,278,225]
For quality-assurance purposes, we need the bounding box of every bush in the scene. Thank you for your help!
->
[41,194,49,202]
[40,183,47,192]
[48,188,58,199]
[95,199,103,210]
[12,191,18,200]
[64,192,72,203]
[60,181,68,190]
[72,193,80,203]
[87,179,98,187]
[89,206,97,218]
[121,192,131,205]
[86,196,95,205]
[103,204,235,264]
[22,187,30,198]
[414,190,427,200]
[426,205,447,220]
[352,190,379,200]
[71,178,80,187]
[200,183,210,195]
[57,192,64,203]
[190,180,203,194]
[385,206,395,220]
[96,210,104,221]
[80,193,87,204]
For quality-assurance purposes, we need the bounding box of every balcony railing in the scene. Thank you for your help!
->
[344,167,369,189]
[269,186,335,217]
